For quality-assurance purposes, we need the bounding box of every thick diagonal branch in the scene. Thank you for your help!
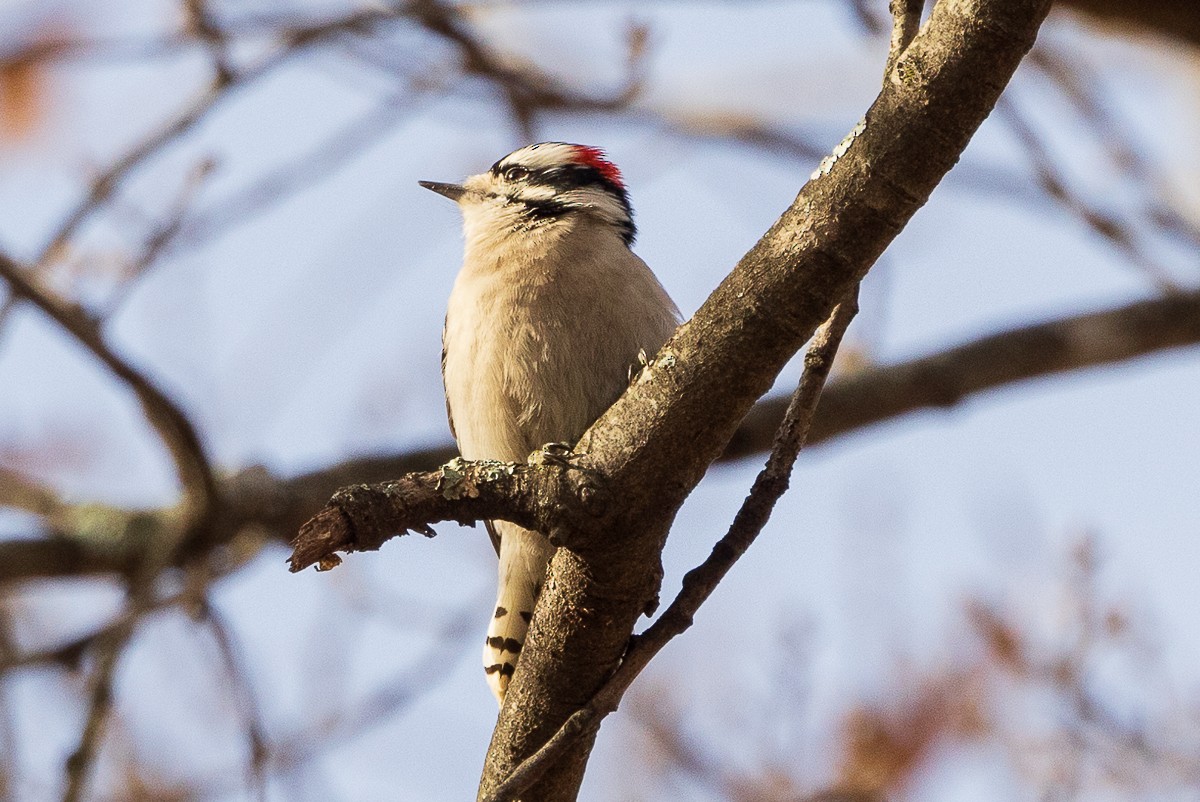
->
[479,1,1053,798]
[485,290,860,802]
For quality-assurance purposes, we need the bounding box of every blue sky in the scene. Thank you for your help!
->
[1,1,1198,799]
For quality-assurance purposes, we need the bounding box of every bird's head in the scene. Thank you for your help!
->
[420,142,636,249]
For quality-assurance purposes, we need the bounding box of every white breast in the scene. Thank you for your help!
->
[441,217,678,463]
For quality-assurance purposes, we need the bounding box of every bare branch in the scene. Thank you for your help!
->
[35,80,223,268]
[485,289,859,802]
[168,92,425,254]
[0,596,161,672]
[0,32,193,67]
[725,286,1200,460]
[0,5,409,69]
[480,1,1052,795]
[101,158,217,312]
[262,605,476,781]
[4,285,1197,586]
[0,467,63,518]
[0,253,219,541]
[885,0,923,78]
[288,454,608,573]
[200,600,269,800]
[402,0,642,134]
[0,537,128,585]
[0,607,17,796]
[1025,44,1200,253]
[1057,0,1200,48]
[183,0,235,84]
[58,556,218,801]
[61,602,139,802]
[31,6,411,269]
[993,95,1182,292]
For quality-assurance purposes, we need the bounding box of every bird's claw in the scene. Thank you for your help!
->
[531,442,578,467]
[627,348,651,384]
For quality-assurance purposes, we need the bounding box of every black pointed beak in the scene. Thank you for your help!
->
[419,180,467,201]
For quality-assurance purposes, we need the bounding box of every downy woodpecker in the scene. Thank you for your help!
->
[422,142,679,704]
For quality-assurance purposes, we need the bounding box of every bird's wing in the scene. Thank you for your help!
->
[443,317,500,557]
[441,319,456,440]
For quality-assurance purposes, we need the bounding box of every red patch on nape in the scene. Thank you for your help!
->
[571,145,625,189]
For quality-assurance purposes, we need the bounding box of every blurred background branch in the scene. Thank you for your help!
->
[1,0,1198,799]
[6,284,1198,586]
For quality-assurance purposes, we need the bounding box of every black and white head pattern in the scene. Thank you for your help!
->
[474,142,636,245]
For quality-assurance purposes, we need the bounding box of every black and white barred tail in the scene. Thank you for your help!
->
[483,522,554,703]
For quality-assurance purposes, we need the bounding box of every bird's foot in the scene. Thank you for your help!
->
[627,347,651,384]
[530,442,579,467]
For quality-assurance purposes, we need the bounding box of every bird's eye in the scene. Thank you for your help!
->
[503,166,529,181]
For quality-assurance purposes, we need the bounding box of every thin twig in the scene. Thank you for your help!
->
[0,292,16,336]
[103,157,217,313]
[146,606,474,798]
[0,5,408,68]
[200,600,270,802]
[31,7,408,270]
[168,90,429,254]
[404,0,642,135]
[484,287,860,802]
[263,605,476,779]
[0,593,183,672]
[104,86,424,306]
[1027,44,1200,253]
[993,95,1183,292]
[184,0,235,85]
[0,601,19,796]
[34,80,226,269]
[884,0,923,78]
[60,593,144,802]
[0,33,192,67]
[60,557,216,801]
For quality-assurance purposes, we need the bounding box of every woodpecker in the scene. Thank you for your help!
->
[422,142,679,704]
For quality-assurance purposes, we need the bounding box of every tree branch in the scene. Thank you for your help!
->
[198,599,270,797]
[61,611,136,802]
[4,287,1196,586]
[725,286,1200,459]
[478,1,1053,798]
[0,253,219,541]
[885,0,923,77]
[288,454,610,573]
[404,0,641,131]
[30,6,411,269]
[0,467,63,518]
[485,289,859,802]
[993,94,1181,291]
[1057,0,1200,48]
